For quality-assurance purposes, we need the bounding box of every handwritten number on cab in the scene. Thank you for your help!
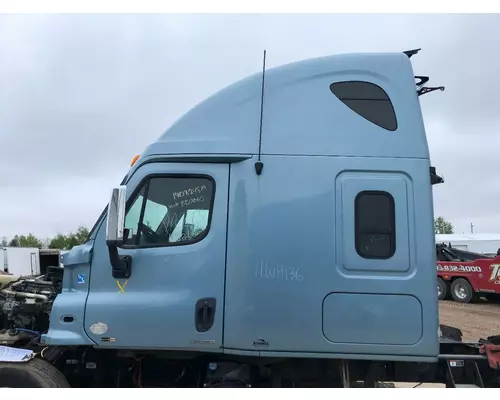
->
[255,260,304,282]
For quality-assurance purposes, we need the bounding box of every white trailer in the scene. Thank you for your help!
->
[0,247,41,276]
[435,233,500,255]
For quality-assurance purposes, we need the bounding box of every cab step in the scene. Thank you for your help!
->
[446,359,484,388]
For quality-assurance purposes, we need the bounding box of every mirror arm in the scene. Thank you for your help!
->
[106,241,132,279]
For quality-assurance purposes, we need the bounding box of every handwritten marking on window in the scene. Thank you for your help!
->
[168,196,205,210]
[172,185,208,200]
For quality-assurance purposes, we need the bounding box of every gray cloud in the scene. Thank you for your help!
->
[1,14,499,238]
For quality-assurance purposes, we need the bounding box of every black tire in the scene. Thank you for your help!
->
[437,277,448,301]
[451,278,474,304]
[0,357,70,388]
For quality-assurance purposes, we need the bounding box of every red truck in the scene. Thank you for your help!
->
[437,243,500,303]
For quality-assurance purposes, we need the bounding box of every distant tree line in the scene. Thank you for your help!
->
[434,216,454,234]
[0,226,89,250]
[1,218,454,250]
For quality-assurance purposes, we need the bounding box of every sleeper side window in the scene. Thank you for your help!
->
[329,81,398,131]
[355,191,396,259]
[123,176,214,247]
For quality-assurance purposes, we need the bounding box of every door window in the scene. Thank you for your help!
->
[123,176,214,247]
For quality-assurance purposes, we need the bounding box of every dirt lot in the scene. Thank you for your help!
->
[439,299,500,342]
[394,300,500,388]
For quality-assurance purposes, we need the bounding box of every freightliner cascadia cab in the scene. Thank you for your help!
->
[46,49,443,363]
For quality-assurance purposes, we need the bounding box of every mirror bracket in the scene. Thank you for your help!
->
[107,243,132,279]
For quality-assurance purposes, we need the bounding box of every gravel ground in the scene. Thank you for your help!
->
[393,300,500,388]
[439,299,500,341]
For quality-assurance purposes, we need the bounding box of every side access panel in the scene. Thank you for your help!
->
[328,165,438,357]
[324,171,422,347]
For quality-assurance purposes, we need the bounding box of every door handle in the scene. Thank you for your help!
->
[195,297,216,332]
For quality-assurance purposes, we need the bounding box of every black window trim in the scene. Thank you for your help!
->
[119,173,216,250]
[354,190,396,260]
[329,80,398,132]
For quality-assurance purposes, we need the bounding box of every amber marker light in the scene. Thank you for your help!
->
[130,154,140,167]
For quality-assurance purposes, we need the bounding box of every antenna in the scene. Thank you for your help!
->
[255,50,267,176]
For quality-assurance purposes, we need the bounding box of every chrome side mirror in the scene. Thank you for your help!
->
[106,186,127,246]
[105,186,132,279]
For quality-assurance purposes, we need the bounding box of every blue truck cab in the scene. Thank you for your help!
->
[45,49,442,365]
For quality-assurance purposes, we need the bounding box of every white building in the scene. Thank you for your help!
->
[436,233,500,255]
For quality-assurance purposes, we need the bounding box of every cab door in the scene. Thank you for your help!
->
[84,162,229,351]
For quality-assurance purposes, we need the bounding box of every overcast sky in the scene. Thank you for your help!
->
[1,13,499,239]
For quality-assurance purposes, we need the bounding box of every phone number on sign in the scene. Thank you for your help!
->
[437,265,482,273]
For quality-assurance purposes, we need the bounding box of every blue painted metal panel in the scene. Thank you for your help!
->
[83,162,229,351]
